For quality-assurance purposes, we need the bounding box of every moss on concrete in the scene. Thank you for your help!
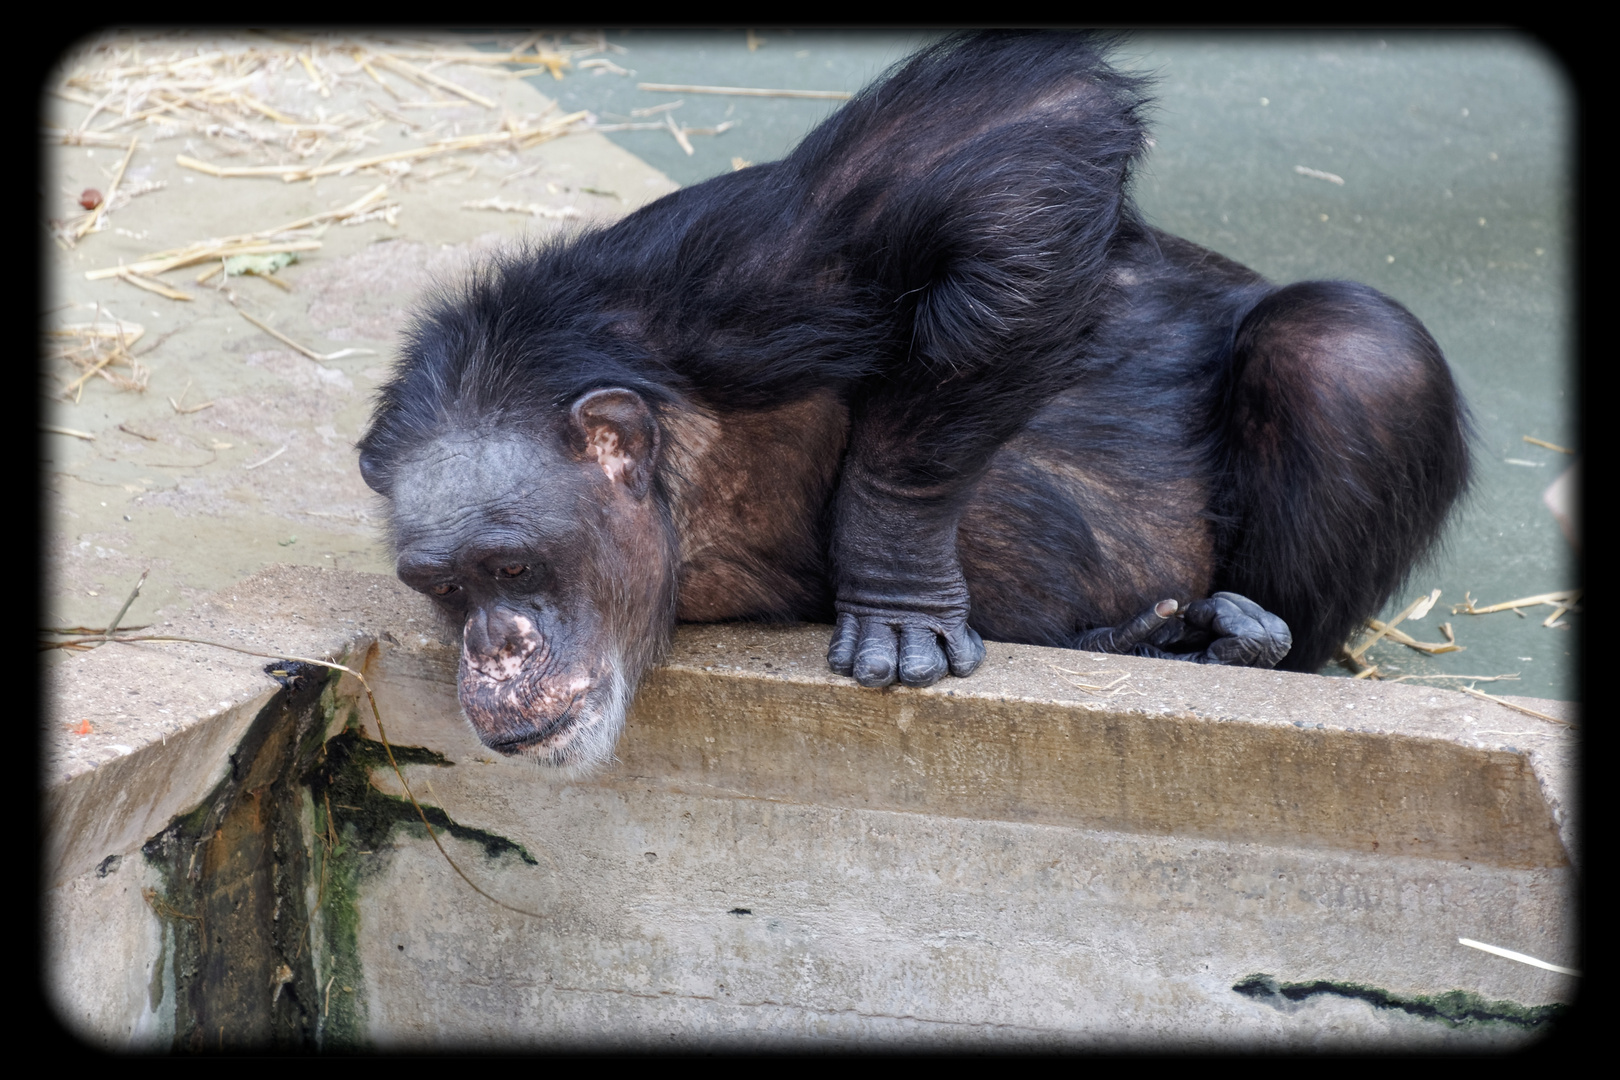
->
[1233,973,1569,1029]
[307,730,538,864]
[297,668,536,1047]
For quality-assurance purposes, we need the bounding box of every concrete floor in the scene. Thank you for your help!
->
[41,30,1577,698]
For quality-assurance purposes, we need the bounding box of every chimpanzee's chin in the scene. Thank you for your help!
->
[460,670,628,773]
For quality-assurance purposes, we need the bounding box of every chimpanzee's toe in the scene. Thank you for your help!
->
[829,612,982,688]
[852,620,900,687]
[943,622,986,678]
[1184,592,1292,668]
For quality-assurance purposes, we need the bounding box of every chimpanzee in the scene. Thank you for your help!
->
[358,32,1470,769]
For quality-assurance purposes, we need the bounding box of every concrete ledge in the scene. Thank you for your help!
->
[624,629,1573,870]
[43,571,411,888]
[43,565,1580,1049]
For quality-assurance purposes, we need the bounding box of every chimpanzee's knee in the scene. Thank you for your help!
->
[1231,280,1462,451]
[1219,280,1470,672]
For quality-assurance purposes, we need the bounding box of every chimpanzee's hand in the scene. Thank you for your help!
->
[827,470,986,688]
[828,587,987,688]
[1074,592,1291,668]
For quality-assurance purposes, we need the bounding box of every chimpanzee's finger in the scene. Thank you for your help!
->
[1075,599,1178,653]
[852,618,900,687]
[1205,627,1290,668]
[1146,609,1197,648]
[1182,592,1256,633]
[828,613,859,676]
[897,624,949,687]
[1257,610,1292,660]
[943,622,986,677]
[1209,590,1291,640]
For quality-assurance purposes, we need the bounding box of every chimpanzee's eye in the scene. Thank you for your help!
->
[431,583,459,597]
[499,564,528,578]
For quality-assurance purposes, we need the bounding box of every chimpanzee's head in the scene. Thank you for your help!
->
[359,388,677,771]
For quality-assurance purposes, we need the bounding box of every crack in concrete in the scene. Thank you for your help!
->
[535,982,1061,1033]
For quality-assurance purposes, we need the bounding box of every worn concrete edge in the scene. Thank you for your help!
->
[646,624,1578,871]
[42,564,1580,887]
[40,566,400,887]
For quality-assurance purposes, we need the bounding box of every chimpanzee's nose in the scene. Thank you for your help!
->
[462,606,542,681]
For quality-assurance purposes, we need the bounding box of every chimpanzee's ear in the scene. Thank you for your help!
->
[569,388,660,498]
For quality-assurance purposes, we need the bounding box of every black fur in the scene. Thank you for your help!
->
[363,32,1151,469]
[359,32,1469,762]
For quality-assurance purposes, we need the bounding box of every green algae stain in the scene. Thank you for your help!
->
[301,678,537,1047]
[138,655,542,1049]
[309,730,538,864]
[1234,973,1569,1029]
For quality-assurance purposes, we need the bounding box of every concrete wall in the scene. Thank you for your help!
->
[43,566,1579,1050]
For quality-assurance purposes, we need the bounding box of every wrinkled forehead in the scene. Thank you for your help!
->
[391,430,579,538]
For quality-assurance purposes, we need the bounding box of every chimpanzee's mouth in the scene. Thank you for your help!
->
[458,662,629,772]
[478,696,580,756]
[484,734,540,756]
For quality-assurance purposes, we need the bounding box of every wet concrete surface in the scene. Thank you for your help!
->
[41,30,1577,699]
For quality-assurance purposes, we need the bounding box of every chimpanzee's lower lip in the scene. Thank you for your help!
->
[480,697,581,755]
[485,734,539,756]
[484,726,564,755]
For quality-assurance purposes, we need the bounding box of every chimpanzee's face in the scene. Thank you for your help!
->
[378,391,674,770]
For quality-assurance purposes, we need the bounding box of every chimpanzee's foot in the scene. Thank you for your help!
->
[1073,592,1292,669]
[828,606,986,688]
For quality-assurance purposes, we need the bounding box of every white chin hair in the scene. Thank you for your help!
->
[522,666,629,775]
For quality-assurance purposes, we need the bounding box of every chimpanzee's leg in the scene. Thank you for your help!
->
[1212,280,1470,671]
[826,436,989,688]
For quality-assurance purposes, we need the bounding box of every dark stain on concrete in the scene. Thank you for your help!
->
[310,731,537,865]
[138,658,538,1051]
[1233,973,1569,1029]
[141,663,332,1052]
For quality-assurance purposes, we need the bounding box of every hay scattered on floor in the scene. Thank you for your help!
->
[1387,672,1518,684]
[1456,685,1573,727]
[1361,617,1464,655]
[1348,589,1449,661]
[85,184,391,282]
[1521,435,1573,454]
[635,81,851,99]
[1452,589,1581,629]
[1293,164,1345,185]
[50,32,619,210]
[46,311,149,400]
[462,197,582,220]
[1049,665,1143,698]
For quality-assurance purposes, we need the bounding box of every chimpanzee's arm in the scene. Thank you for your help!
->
[789,33,1152,686]
[825,434,986,687]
